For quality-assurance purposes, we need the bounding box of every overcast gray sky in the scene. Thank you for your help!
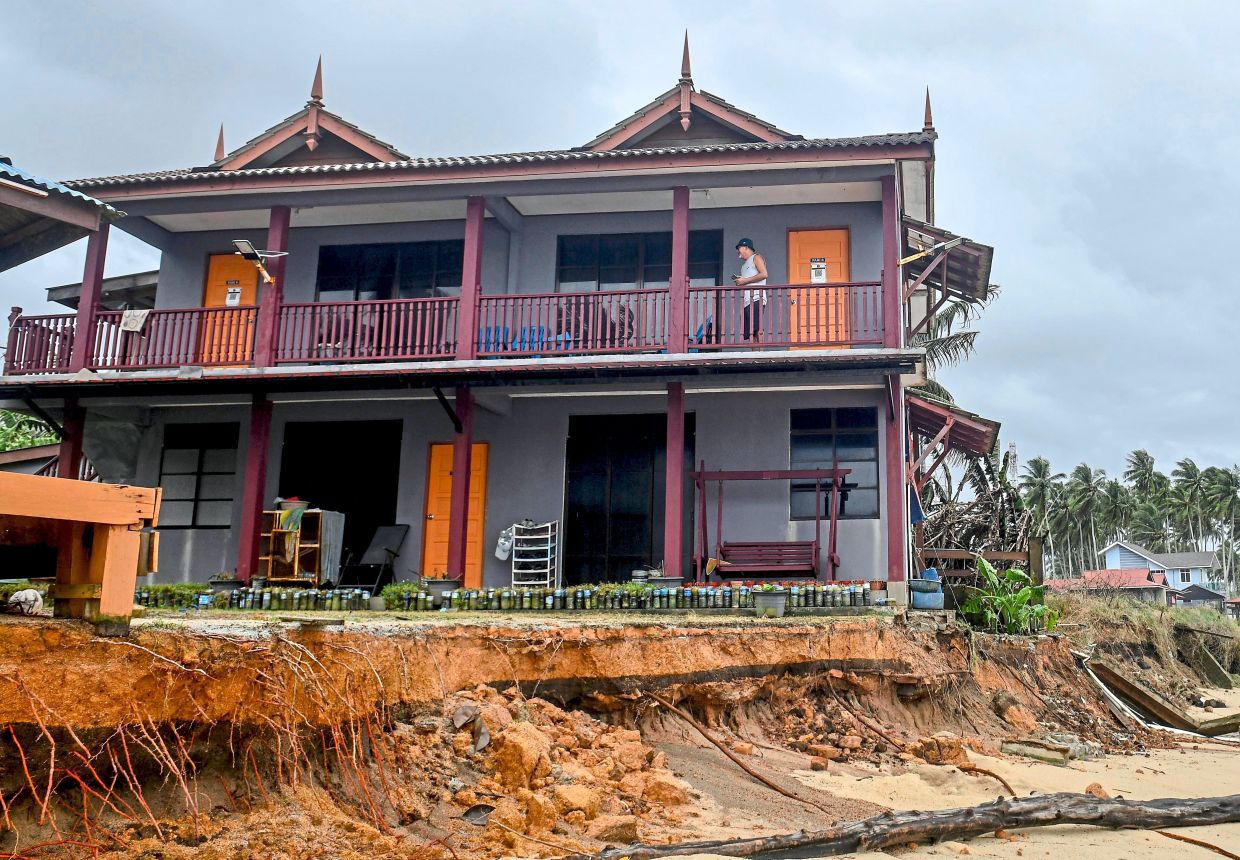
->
[2,1,1237,478]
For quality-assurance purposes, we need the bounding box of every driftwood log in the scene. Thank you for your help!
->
[585,792,1240,859]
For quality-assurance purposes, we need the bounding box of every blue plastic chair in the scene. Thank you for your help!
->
[477,326,510,354]
[513,325,548,353]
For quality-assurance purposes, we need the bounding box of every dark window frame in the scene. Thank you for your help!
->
[789,407,880,521]
[314,240,465,302]
[554,230,723,292]
[158,423,240,530]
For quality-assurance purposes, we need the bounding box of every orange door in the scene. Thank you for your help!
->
[788,229,851,347]
[201,254,259,364]
[421,443,489,587]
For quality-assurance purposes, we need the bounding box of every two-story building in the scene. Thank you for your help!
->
[1097,541,1223,593]
[1,47,995,602]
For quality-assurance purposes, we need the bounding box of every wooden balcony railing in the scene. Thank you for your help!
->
[4,313,76,374]
[3,282,886,375]
[476,289,670,356]
[687,282,883,349]
[90,307,259,369]
[275,297,459,363]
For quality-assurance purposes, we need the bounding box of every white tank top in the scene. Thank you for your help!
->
[741,254,766,305]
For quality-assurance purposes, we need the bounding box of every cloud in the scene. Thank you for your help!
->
[1,1,1236,475]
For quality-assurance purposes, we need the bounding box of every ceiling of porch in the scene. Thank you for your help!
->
[143,180,882,233]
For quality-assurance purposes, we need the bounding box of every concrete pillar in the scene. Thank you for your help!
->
[235,394,272,582]
[669,186,690,353]
[663,382,685,580]
[885,376,908,590]
[57,398,84,480]
[447,386,475,582]
[254,205,290,367]
[456,197,485,360]
[881,175,901,349]
[68,223,109,372]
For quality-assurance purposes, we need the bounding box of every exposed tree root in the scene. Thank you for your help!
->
[1156,829,1240,859]
[586,792,1240,859]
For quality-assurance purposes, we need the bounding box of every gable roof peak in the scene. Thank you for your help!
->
[580,36,798,151]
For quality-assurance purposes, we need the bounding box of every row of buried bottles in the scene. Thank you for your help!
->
[406,582,878,611]
[134,588,374,611]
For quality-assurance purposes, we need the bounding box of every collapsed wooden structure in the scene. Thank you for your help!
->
[0,472,160,633]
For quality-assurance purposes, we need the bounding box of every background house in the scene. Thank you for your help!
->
[1045,568,1173,605]
[1099,540,1222,593]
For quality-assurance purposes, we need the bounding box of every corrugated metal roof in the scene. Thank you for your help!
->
[1150,550,1218,569]
[1,160,118,214]
[64,131,936,190]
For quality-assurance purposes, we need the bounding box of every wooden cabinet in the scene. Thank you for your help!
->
[258,509,345,586]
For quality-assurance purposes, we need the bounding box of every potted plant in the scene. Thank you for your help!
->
[208,572,243,595]
[753,582,790,618]
[420,574,464,608]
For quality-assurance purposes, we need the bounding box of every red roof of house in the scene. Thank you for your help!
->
[1045,569,1170,592]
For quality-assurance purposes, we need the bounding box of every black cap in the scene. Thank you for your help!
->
[735,237,755,250]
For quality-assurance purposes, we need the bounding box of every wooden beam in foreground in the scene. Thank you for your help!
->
[0,472,160,634]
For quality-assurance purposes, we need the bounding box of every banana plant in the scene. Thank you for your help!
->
[962,557,1058,635]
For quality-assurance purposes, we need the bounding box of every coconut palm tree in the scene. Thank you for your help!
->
[909,284,1000,402]
[1204,465,1240,586]
[1061,465,1111,565]
[1172,458,1209,551]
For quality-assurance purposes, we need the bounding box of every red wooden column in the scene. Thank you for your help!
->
[880,175,901,349]
[235,394,272,582]
[254,205,290,367]
[446,386,474,579]
[663,381,685,580]
[456,197,485,361]
[57,398,85,480]
[68,223,110,372]
[884,376,907,584]
[669,186,690,353]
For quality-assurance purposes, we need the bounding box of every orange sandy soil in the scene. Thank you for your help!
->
[0,612,944,728]
[0,612,1184,859]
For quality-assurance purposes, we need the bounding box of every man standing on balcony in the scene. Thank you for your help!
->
[732,237,767,341]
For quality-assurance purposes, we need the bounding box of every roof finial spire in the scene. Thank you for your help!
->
[678,31,694,132]
[214,123,226,163]
[310,55,324,105]
[680,30,693,84]
[923,86,934,132]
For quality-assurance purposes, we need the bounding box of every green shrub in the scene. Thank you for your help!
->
[380,581,426,610]
[962,558,1058,635]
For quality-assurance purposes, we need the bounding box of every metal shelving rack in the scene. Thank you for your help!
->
[510,520,561,589]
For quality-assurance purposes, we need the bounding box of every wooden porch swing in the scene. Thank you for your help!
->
[692,461,850,582]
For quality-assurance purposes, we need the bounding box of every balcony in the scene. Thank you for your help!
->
[3,281,884,376]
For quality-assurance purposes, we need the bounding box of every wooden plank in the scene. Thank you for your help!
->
[1089,660,1240,736]
[49,583,102,599]
[0,472,158,524]
[923,548,1029,562]
[93,523,141,620]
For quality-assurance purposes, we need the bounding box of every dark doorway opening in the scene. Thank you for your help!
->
[564,413,695,584]
[278,420,402,572]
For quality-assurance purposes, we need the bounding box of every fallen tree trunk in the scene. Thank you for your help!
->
[585,792,1240,859]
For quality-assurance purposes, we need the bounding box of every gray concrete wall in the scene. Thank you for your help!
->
[152,201,881,307]
[131,403,253,582]
[114,379,892,587]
